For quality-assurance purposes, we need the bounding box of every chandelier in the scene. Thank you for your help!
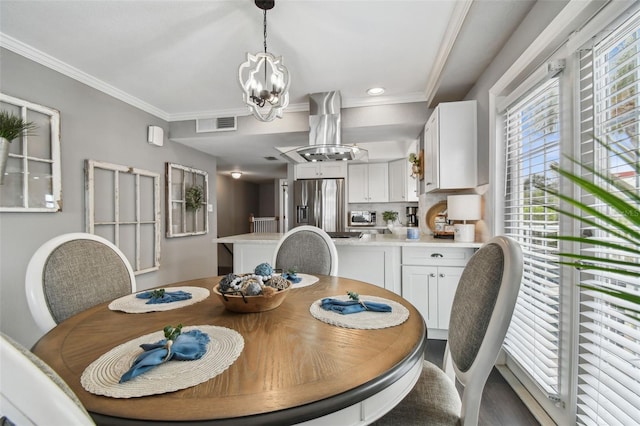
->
[238,0,290,122]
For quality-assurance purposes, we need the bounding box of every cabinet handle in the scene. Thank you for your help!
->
[439,273,445,278]
[430,253,443,258]
[429,273,436,277]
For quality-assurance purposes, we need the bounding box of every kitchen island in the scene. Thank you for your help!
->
[215,233,483,338]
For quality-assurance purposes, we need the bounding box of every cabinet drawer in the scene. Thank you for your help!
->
[402,246,475,266]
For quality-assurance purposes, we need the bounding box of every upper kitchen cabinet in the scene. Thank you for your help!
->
[348,163,388,203]
[423,100,477,193]
[294,162,347,180]
[388,158,418,202]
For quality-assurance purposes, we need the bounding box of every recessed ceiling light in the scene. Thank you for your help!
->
[231,171,242,179]
[367,87,385,96]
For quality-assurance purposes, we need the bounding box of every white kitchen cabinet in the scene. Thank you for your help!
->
[229,240,401,295]
[388,158,418,202]
[233,243,277,273]
[423,100,477,193]
[401,246,475,339]
[348,163,388,203]
[337,245,401,295]
[295,162,347,180]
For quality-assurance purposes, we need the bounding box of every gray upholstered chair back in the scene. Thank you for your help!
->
[372,236,522,426]
[447,242,505,372]
[275,232,332,275]
[0,333,94,425]
[43,239,132,323]
[273,226,338,276]
[26,232,137,333]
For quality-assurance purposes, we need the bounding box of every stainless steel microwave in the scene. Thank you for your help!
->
[349,211,376,226]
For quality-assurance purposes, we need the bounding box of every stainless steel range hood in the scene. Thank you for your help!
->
[283,91,367,163]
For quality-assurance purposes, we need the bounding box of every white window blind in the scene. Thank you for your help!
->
[576,11,640,426]
[503,77,561,398]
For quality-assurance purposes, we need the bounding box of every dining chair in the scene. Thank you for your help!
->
[272,225,338,276]
[373,235,523,426]
[25,232,137,334]
[0,333,95,425]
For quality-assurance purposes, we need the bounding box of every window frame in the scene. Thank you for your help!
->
[165,162,209,238]
[85,159,161,275]
[490,2,640,424]
[0,93,62,212]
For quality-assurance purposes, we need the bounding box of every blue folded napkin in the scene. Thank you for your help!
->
[281,272,301,283]
[135,290,192,304]
[119,329,210,383]
[320,298,392,315]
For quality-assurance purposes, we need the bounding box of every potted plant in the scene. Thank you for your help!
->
[408,152,421,178]
[541,137,640,321]
[0,110,37,184]
[382,211,398,231]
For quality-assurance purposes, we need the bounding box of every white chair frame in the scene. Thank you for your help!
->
[272,225,339,276]
[371,235,522,426]
[25,232,137,334]
[0,334,95,425]
[443,235,523,425]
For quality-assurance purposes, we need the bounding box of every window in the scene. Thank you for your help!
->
[85,159,161,275]
[503,78,562,399]
[0,93,61,212]
[576,11,640,425]
[165,163,209,238]
[498,6,640,424]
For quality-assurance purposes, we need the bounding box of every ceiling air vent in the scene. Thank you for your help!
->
[264,156,279,161]
[196,116,237,133]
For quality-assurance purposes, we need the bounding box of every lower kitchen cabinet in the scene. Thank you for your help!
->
[401,246,475,339]
[402,265,462,334]
[337,245,401,295]
[230,241,401,295]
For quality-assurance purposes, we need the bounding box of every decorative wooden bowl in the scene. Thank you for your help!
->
[213,283,291,313]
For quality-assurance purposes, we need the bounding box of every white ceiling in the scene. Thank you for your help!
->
[0,0,535,182]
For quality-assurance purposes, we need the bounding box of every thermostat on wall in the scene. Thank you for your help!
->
[147,125,164,147]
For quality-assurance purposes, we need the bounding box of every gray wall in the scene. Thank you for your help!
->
[464,0,569,236]
[467,0,569,185]
[216,174,260,271]
[0,49,218,347]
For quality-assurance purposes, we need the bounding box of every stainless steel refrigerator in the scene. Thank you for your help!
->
[293,179,345,232]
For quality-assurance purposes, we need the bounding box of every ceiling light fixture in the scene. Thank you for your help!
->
[238,0,290,122]
[231,171,242,179]
[366,87,385,96]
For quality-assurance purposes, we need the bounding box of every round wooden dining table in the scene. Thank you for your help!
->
[32,275,427,425]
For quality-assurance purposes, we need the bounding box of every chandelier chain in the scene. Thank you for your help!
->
[263,9,268,53]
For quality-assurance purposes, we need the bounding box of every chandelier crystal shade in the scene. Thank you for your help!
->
[238,0,290,122]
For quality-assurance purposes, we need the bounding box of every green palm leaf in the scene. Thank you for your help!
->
[538,137,639,322]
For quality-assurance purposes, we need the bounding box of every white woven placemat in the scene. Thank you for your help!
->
[81,325,244,398]
[309,295,409,329]
[290,273,319,288]
[108,287,210,313]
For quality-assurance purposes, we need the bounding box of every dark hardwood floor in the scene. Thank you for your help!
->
[426,339,540,426]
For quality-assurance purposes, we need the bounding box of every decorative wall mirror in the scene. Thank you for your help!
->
[0,93,62,212]
[85,159,161,274]
[166,162,209,238]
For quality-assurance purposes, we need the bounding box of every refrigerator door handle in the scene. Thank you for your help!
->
[314,181,321,228]
[297,205,309,224]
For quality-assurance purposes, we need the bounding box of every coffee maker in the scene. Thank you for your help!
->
[406,206,418,227]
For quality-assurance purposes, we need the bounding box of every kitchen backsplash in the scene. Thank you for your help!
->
[348,202,420,227]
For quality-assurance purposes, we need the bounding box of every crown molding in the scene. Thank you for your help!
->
[423,0,473,107]
[2,33,428,124]
[0,33,170,121]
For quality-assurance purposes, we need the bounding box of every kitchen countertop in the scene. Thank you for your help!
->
[214,233,483,248]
